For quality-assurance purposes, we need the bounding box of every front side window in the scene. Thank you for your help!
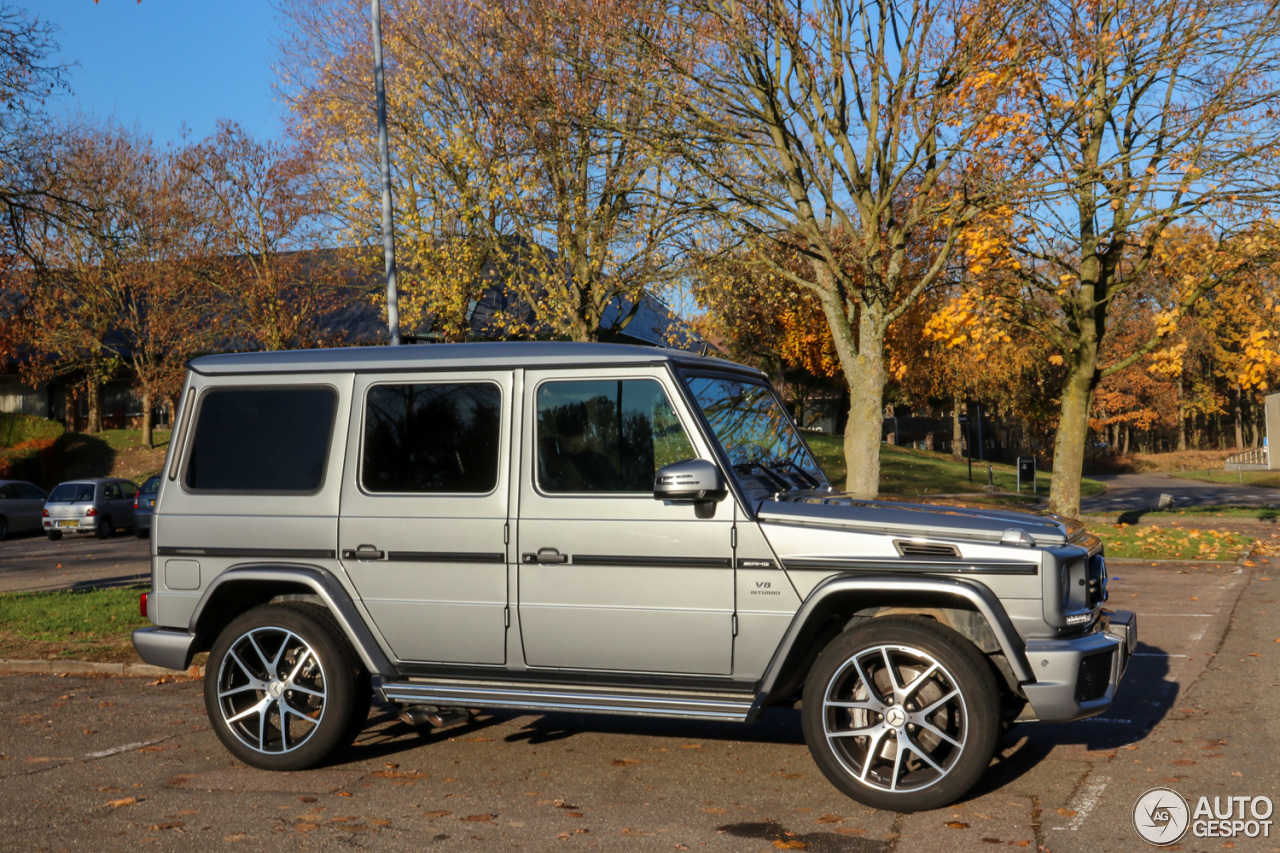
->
[185,387,336,493]
[362,383,502,494]
[683,375,827,492]
[537,378,696,493]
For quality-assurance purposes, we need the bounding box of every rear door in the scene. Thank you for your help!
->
[339,371,513,665]
[516,367,736,676]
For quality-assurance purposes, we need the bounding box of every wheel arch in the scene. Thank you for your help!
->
[755,574,1032,710]
[189,564,397,678]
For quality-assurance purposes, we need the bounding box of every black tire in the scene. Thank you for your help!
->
[134,526,149,539]
[95,516,112,539]
[0,516,7,541]
[801,616,1000,813]
[204,603,360,771]
[46,530,62,541]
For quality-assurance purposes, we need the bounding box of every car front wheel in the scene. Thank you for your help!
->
[204,603,360,771]
[801,616,1000,812]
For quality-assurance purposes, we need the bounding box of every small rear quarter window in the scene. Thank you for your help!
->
[185,386,337,493]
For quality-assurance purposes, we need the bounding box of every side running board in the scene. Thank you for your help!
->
[378,678,759,722]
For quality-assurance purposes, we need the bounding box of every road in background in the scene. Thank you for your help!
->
[0,533,150,593]
[1081,472,1280,514]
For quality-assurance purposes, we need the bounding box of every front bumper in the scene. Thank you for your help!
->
[1019,609,1137,722]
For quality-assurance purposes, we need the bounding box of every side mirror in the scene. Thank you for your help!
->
[654,459,726,502]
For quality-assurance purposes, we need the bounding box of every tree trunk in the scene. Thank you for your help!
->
[86,382,103,434]
[1122,426,1130,456]
[1234,388,1245,450]
[951,400,963,461]
[1048,353,1100,518]
[841,347,887,496]
[141,390,153,448]
[1176,379,1187,451]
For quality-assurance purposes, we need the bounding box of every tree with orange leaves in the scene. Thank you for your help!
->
[949,0,1280,516]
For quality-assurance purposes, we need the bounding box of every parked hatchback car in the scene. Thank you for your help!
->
[43,477,138,539]
[0,479,48,540]
[133,342,1134,812]
[133,475,160,538]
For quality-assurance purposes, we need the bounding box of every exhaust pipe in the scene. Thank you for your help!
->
[398,705,470,729]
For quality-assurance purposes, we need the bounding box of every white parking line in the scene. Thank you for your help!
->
[1052,775,1111,831]
[85,738,167,759]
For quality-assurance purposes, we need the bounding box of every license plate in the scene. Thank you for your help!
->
[57,519,79,528]
[148,499,155,507]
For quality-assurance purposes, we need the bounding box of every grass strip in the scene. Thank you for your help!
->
[0,585,149,662]
[1093,524,1253,561]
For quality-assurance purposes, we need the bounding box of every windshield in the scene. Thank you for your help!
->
[683,375,828,493]
[140,477,161,495]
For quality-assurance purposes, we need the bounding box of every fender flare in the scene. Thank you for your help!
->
[756,573,1033,703]
[191,564,397,678]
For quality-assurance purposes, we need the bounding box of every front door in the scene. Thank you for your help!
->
[517,368,736,676]
[339,372,512,664]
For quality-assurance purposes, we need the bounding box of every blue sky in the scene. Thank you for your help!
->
[41,0,286,146]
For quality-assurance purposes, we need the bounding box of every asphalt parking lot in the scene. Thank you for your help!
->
[2,553,1276,852]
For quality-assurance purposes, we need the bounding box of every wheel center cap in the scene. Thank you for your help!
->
[268,680,285,699]
[885,707,907,727]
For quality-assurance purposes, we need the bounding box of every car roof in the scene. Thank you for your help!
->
[53,478,129,486]
[188,341,762,378]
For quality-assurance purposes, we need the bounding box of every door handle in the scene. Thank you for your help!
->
[342,544,386,561]
[523,548,569,565]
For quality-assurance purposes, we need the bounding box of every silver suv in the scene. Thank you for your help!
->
[133,342,1135,812]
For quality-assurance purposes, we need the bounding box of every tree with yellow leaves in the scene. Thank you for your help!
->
[277,0,699,343]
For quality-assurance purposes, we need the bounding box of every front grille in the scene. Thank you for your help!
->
[1074,649,1115,703]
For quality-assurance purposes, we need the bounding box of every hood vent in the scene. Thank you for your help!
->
[894,540,960,559]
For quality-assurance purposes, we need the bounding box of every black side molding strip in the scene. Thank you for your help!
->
[386,551,505,564]
[783,558,1038,575]
[158,546,336,560]
[572,554,733,569]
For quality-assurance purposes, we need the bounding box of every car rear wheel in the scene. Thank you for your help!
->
[205,603,361,771]
[801,616,1000,813]
[0,516,7,541]
[46,530,62,541]
[95,516,112,539]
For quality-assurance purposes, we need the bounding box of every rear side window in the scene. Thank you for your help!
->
[362,383,502,494]
[185,387,336,493]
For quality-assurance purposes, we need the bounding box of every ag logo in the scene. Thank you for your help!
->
[1133,787,1189,845]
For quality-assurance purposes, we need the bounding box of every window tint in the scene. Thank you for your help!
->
[185,387,336,493]
[19,484,46,500]
[140,477,160,496]
[103,483,120,500]
[0,484,16,500]
[362,383,502,494]
[537,379,695,493]
[121,482,138,499]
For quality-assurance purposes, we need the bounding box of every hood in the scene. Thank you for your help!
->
[756,492,1078,547]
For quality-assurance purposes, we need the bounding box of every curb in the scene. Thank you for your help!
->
[0,659,204,678]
